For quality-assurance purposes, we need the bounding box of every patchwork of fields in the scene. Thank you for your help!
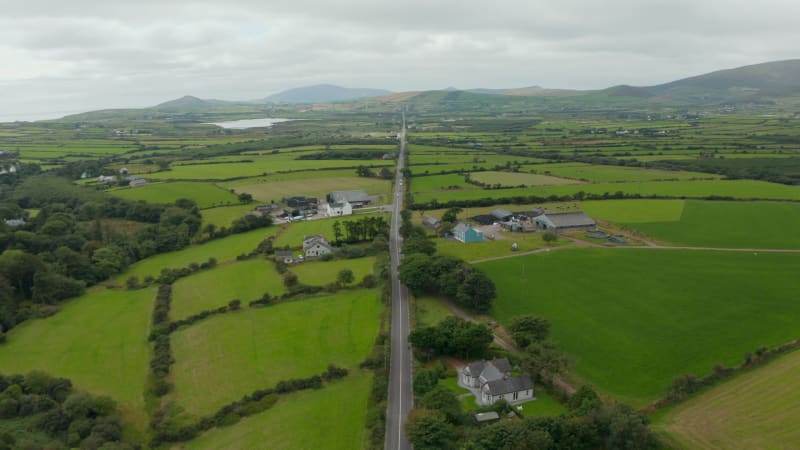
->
[479,249,800,405]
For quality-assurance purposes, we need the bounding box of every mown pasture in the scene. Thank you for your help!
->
[479,249,800,405]
[176,373,372,450]
[585,200,800,249]
[0,287,155,436]
[529,163,721,182]
[171,259,286,320]
[470,171,585,187]
[223,175,390,204]
[122,227,276,280]
[412,179,800,204]
[169,289,382,416]
[654,349,800,449]
[145,157,394,180]
[410,174,473,192]
[289,257,375,286]
[111,182,238,209]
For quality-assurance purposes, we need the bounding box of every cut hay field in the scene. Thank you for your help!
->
[171,259,286,320]
[470,171,585,187]
[584,200,800,249]
[110,182,238,209]
[529,163,721,182]
[222,175,390,204]
[122,227,276,280]
[412,179,800,204]
[654,349,800,449]
[0,287,155,437]
[175,373,372,450]
[169,289,382,416]
[479,249,800,405]
[290,257,375,286]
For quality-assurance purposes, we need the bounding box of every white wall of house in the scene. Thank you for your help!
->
[305,243,332,257]
[326,202,353,217]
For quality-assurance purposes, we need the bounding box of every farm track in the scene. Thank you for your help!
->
[470,242,800,264]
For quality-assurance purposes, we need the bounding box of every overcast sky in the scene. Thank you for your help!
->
[1,0,799,120]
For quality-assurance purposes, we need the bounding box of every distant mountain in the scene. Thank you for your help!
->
[645,59,800,101]
[264,84,392,104]
[153,95,239,112]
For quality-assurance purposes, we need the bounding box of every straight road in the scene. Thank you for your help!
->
[385,112,413,450]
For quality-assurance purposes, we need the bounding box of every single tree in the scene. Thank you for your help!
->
[337,269,355,287]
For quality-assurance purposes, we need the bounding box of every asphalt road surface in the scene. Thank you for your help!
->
[385,112,413,450]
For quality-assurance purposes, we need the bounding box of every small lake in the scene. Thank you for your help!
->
[207,118,295,129]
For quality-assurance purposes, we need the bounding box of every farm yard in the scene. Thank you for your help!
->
[479,249,800,406]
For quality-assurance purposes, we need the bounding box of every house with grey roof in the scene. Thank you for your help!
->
[274,250,294,264]
[460,358,534,405]
[534,211,596,233]
[481,375,534,405]
[422,216,441,230]
[328,190,370,208]
[302,235,333,258]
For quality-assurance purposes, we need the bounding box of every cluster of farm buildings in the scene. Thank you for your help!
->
[246,189,375,222]
[424,208,598,244]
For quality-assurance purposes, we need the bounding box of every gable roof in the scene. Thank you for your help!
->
[464,358,511,379]
[422,216,441,228]
[543,211,595,228]
[485,375,533,396]
[491,208,513,219]
[275,250,293,258]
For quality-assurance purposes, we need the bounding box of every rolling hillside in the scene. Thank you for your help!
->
[264,84,392,104]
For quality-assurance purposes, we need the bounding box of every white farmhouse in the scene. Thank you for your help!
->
[302,235,333,258]
[326,200,353,217]
[460,358,534,405]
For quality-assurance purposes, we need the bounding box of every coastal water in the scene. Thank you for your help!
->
[207,118,295,129]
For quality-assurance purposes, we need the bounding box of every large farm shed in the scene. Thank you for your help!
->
[535,211,596,232]
[328,190,371,207]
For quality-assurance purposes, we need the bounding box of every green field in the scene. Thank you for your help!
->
[412,179,800,204]
[410,174,473,192]
[529,163,721,182]
[470,171,585,187]
[0,287,154,436]
[146,157,394,180]
[223,175,390,204]
[170,289,382,416]
[583,199,800,248]
[111,182,238,208]
[479,249,800,405]
[200,204,256,228]
[290,257,375,286]
[122,227,276,280]
[655,349,800,449]
[176,373,371,450]
[171,259,286,320]
[581,199,686,223]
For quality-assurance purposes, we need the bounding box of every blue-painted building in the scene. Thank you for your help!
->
[453,222,484,243]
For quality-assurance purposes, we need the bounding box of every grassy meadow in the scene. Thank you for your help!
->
[470,171,585,187]
[222,175,390,204]
[200,204,256,228]
[171,259,286,320]
[110,182,238,208]
[654,349,800,449]
[175,373,372,450]
[584,199,800,248]
[435,233,567,262]
[290,257,375,286]
[0,287,155,437]
[169,289,382,416]
[479,248,800,405]
[529,163,721,182]
[122,227,276,280]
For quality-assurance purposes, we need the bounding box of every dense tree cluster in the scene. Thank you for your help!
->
[409,316,493,359]
[332,216,390,244]
[0,371,131,450]
[399,253,496,313]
